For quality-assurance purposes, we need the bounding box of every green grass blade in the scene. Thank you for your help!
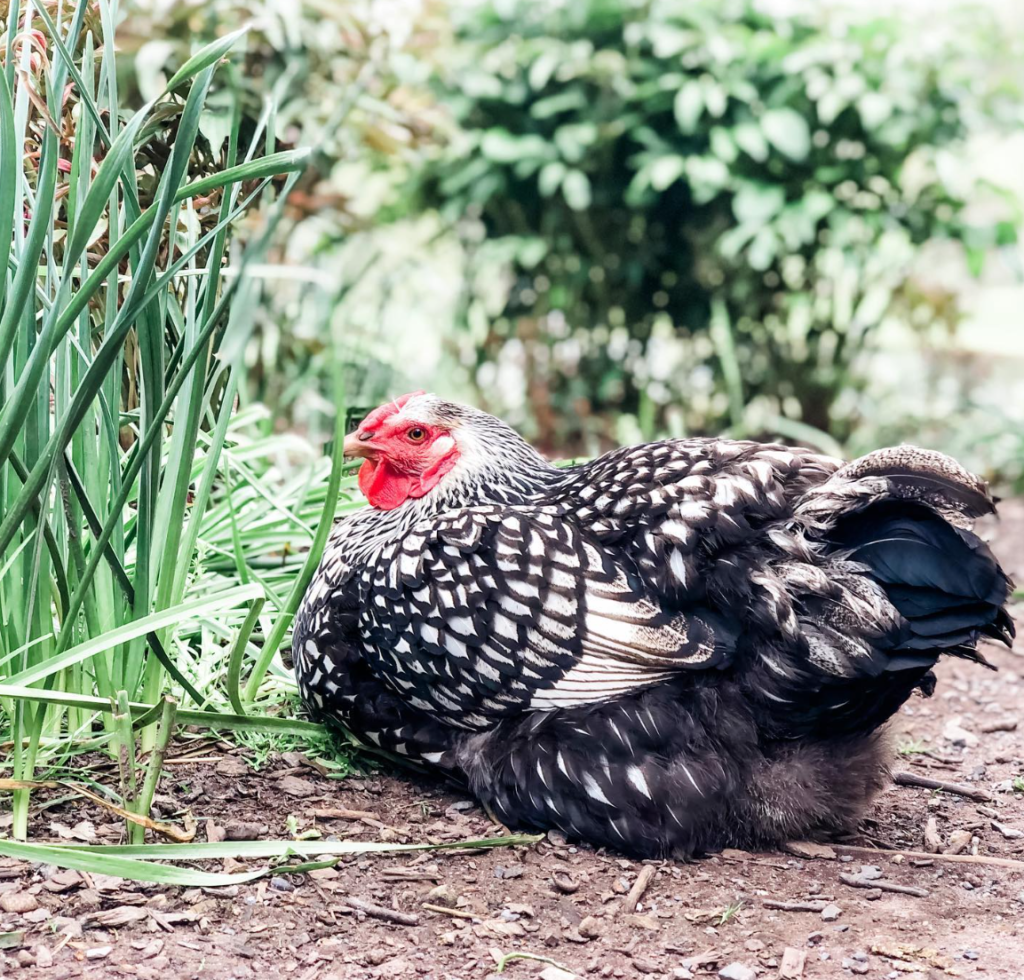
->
[3,585,263,689]
[243,362,346,701]
[0,156,307,475]
[63,103,151,265]
[0,67,16,311]
[0,685,323,736]
[0,124,57,370]
[227,597,265,715]
[0,833,541,887]
[0,839,272,887]
[48,836,543,860]
[165,26,250,94]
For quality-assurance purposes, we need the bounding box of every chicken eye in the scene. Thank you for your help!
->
[407,427,426,443]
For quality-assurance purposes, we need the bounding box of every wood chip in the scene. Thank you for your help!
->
[943,829,972,855]
[779,947,807,979]
[277,775,316,798]
[924,815,943,853]
[552,872,579,894]
[622,865,656,914]
[82,907,150,928]
[782,841,836,860]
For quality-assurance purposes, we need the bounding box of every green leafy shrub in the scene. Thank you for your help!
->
[420,0,1018,449]
[118,0,456,428]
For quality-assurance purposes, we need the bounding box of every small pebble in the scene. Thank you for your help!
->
[268,876,294,893]
[964,950,980,961]
[718,964,756,980]
[820,904,842,922]
[0,893,38,915]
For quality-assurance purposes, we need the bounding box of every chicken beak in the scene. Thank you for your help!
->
[343,431,377,460]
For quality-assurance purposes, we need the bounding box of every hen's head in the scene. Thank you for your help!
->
[343,392,545,511]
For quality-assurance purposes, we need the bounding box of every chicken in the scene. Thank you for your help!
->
[293,392,1014,857]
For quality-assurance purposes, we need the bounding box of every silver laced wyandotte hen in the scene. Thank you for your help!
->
[293,392,1014,858]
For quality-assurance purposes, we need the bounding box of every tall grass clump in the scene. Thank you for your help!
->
[0,2,343,846]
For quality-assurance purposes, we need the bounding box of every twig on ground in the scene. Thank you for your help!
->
[622,865,657,913]
[763,899,828,912]
[421,903,477,919]
[892,772,992,801]
[339,896,419,925]
[313,807,384,828]
[839,873,929,898]
[835,843,1024,871]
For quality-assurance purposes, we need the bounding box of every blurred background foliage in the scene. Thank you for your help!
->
[125,0,1024,489]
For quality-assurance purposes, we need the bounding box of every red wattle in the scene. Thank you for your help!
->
[358,447,460,510]
[359,459,415,511]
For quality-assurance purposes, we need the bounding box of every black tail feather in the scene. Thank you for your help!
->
[829,502,1013,660]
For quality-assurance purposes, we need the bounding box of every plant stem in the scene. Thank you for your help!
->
[134,696,178,845]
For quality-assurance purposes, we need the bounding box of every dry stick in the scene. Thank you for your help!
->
[892,771,992,801]
[763,899,829,913]
[839,873,929,898]
[622,864,657,914]
[339,896,419,926]
[381,868,442,882]
[835,843,1024,872]
[421,903,477,919]
[980,719,1017,733]
[313,806,382,822]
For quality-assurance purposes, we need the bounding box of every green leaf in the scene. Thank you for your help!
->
[481,129,549,163]
[747,227,779,270]
[538,161,567,197]
[561,169,592,211]
[858,92,892,129]
[761,108,811,161]
[674,81,703,134]
[732,183,786,225]
[733,121,769,162]
[165,26,249,93]
[649,155,686,192]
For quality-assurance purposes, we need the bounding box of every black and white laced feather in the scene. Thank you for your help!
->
[293,394,1014,857]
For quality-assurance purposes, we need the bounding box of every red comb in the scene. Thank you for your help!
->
[360,391,426,430]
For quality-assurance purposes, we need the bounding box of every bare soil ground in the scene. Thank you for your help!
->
[2,505,1023,980]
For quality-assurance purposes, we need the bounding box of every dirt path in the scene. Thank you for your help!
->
[2,504,1023,980]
